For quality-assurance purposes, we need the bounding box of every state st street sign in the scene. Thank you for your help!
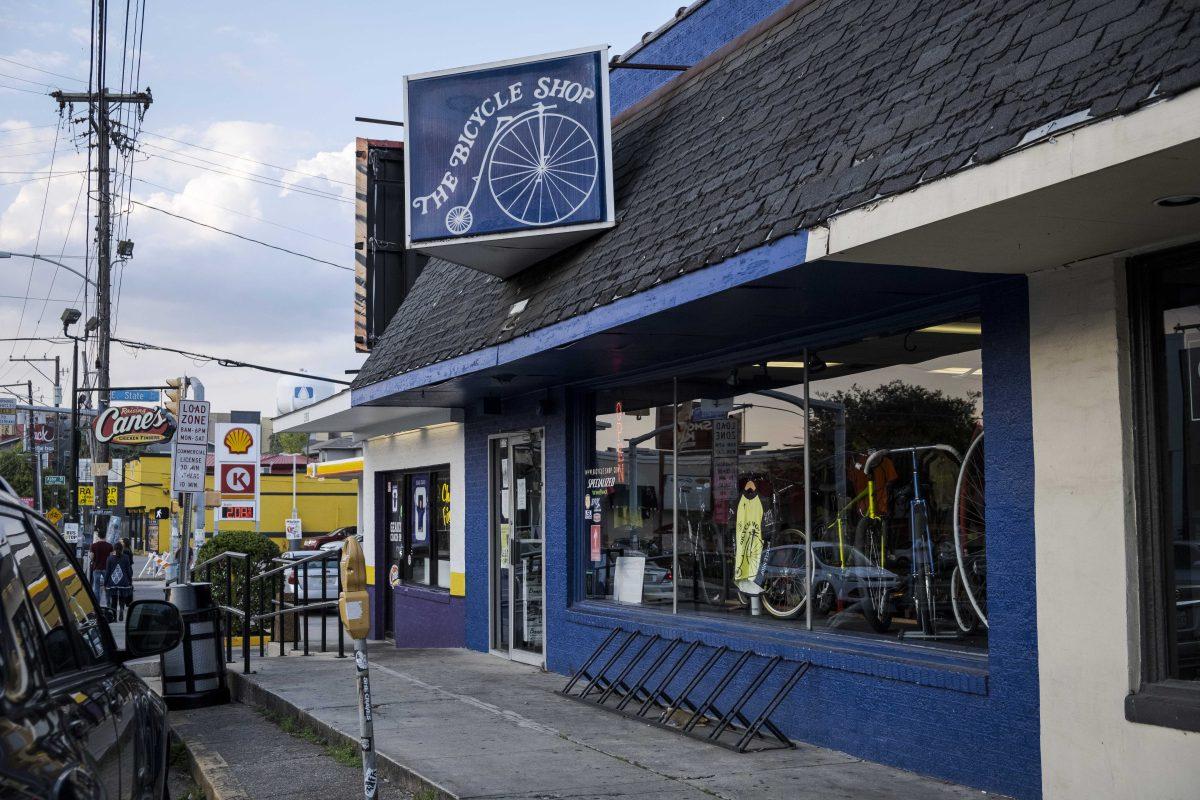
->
[404,46,614,278]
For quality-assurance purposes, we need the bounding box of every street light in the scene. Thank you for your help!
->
[63,307,100,558]
[0,252,98,288]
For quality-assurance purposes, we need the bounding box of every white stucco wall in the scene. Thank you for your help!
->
[361,423,466,596]
[1030,259,1200,800]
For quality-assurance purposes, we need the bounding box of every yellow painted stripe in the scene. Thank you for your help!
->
[365,564,375,585]
[450,571,465,597]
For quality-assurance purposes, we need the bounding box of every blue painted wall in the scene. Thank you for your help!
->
[461,278,1040,800]
[609,0,792,115]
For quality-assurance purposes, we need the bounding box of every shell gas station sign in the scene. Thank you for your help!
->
[214,422,260,523]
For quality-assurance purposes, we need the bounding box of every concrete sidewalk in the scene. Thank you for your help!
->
[216,647,1000,800]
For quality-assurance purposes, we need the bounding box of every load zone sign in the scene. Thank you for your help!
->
[404,46,614,278]
[219,463,256,495]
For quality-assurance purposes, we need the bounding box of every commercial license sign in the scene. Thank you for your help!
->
[404,47,614,276]
[171,399,210,493]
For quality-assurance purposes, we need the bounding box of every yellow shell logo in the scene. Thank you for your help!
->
[223,427,254,455]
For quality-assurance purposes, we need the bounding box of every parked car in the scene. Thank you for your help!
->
[300,525,357,551]
[0,481,183,799]
[280,549,340,608]
[761,541,903,615]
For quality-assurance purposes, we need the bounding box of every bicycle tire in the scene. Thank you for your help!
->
[950,565,980,634]
[952,432,988,628]
[760,528,809,619]
[854,516,893,633]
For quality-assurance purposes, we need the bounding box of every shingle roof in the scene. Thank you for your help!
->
[355,0,1200,390]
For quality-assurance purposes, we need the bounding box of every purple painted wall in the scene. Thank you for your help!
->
[391,585,466,648]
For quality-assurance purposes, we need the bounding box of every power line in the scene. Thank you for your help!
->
[131,175,348,247]
[111,336,352,385]
[137,142,352,202]
[0,170,87,186]
[0,83,50,95]
[0,55,87,84]
[128,199,352,272]
[139,129,354,187]
[0,123,65,135]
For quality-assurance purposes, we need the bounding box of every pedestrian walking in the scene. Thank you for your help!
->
[89,528,114,607]
[105,540,135,621]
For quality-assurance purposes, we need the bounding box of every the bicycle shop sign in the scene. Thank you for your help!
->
[93,405,176,446]
[404,46,615,277]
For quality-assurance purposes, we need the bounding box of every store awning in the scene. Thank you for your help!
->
[273,389,463,436]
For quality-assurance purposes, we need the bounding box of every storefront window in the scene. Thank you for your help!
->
[1146,260,1200,681]
[584,318,987,650]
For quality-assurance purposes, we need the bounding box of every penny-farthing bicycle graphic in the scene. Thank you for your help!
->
[445,102,599,235]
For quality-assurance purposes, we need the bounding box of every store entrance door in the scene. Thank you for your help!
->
[382,475,404,639]
[490,431,544,666]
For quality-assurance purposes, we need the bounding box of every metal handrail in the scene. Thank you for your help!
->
[186,546,345,674]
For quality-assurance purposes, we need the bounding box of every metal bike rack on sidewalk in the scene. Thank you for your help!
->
[559,628,808,753]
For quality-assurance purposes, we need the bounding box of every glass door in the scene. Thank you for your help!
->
[490,431,544,664]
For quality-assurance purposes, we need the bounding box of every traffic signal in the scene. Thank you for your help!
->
[164,376,186,417]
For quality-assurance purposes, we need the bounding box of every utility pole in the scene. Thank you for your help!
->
[26,381,43,512]
[52,0,152,544]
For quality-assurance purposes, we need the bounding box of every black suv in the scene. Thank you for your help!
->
[0,486,183,799]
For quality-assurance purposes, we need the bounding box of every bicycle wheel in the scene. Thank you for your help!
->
[488,111,598,227]
[950,565,981,634]
[760,528,809,619]
[953,432,987,628]
[854,516,893,633]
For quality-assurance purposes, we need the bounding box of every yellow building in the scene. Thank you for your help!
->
[123,454,357,553]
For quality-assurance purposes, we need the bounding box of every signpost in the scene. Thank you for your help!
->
[338,536,377,799]
[46,508,63,526]
[171,395,210,583]
[44,474,66,486]
[403,46,614,277]
[0,396,15,426]
[285,518,302,540]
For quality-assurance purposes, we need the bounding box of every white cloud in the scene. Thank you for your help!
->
[0,116,360,414]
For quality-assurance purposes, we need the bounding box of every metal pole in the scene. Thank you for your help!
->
[178,491,193,582]
[803,348,813,633]
[69,333,81,557]
[243,555,252,674]
[353,638,378,799]
[672,377,678,616]
[92,55,112,535]
[27,381,43,512]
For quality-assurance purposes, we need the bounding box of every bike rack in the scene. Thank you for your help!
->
[559,629,807,753]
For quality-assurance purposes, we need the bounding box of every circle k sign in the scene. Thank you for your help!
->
[219,463,256,495]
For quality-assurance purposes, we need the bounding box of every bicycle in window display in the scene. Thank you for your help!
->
[950,431,987,633]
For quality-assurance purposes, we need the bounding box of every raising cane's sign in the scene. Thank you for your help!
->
[93,405,176,446]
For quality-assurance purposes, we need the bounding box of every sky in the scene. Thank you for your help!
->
[0,0,685,415]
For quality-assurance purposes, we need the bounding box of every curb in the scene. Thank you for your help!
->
[228,670,457,799]
[170,728,251,800]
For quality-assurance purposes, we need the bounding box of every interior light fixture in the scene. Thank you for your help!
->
[930,366,983,376]
[1154,194,1200,208]
[763,360,842,370]
[918,322,982,335]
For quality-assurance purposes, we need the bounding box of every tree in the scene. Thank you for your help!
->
[811,379,980,457]
[268,431,309,454]
[0,448,34,497]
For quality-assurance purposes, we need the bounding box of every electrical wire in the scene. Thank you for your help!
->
[111,337,351,385]
[0,170,88,186]
[130,176,348,248]
[0,56,87,85]
[127,199,352,272]
[0,83,51,95]
[137,143,353,203]
[139,129,354,187]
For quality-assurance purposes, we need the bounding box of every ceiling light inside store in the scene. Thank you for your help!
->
[1154,194,1200,208]
[918,322,981,335]
[930,367,982,376]
[764,361,842,369]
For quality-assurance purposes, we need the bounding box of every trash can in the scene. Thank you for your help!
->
[160,583,230,709]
